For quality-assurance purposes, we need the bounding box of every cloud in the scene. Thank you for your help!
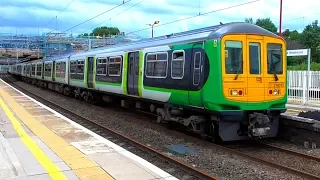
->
[0,0,319,38]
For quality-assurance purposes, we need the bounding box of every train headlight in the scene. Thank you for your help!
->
[273,89,278,95]
[232,90,238,96]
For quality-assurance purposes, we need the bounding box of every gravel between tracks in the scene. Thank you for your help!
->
[232,144,320,177]
[12,79,304,180]
[263,139,320,158]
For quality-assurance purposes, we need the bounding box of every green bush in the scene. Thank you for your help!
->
[287,62,320,71]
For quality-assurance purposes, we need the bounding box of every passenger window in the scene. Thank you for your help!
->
[171,51,185,79]
[267,44,283,74]
[96,58,107,75]
[145,52,168,78]
[76,60,85,74]
[193,52,201,85]
[108,56,122,76]
[70,61,77,74]
[249,42,261,74]
[225,41,243,74]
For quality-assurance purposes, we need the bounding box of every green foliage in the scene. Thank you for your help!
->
[245,17,253,24]
[285,30,301,41]
[244,17,277,34]
[92,26,120,36]
[255,18,278,34]
[77,27,121,38]
[299,20,320,62]
[244,17,320,66]
[287,62,320,71]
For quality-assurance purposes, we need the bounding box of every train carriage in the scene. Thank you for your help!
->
[9,22,287,141]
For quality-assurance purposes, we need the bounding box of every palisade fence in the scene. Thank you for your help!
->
[288,70,320,106]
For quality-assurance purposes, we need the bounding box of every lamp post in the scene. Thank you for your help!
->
[279,0,283,37]
[147,20,160,38]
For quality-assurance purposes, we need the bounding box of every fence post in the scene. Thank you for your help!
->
[303,71,307,104]
[306,48,311,105]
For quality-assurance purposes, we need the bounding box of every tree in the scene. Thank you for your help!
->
[245,17,253,24]
[284,30,301,41]
[92,26,120,36]
[244,17,278,34]
[299,20,320,62]
[77,33,89,38]
[255,18,278,34]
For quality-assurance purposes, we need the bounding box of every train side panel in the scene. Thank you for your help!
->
[69,57,86,88]
[55,59,68,84]
[95,52,125,95]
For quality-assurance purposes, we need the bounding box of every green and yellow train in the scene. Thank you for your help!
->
[8,22,287,141]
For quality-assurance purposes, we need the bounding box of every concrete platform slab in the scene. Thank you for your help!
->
[0,78,177,180]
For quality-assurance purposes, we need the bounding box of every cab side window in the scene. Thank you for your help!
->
[225,41,243,74]
[267,44,283,74]
[249,42,261,74]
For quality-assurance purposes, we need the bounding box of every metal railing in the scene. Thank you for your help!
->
[288,70,320,106]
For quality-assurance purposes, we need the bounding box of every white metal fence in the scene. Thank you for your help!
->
[288,70,320,106]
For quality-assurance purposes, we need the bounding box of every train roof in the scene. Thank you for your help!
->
[30,22,281,63]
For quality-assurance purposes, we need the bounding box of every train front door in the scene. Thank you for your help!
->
[127,52,139,96]
[87,57,95,88]
[188,44,204,107]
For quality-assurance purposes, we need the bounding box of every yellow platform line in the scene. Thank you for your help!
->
[287,109,306,112]
[0,83,114,180]
[0,96,67,180]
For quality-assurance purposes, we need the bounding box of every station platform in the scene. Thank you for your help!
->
[0,79,177,180]
[281,104,320,134]
[286,103,320,113]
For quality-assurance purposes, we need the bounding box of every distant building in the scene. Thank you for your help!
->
[286,40,305,50]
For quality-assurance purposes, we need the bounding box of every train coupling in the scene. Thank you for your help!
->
[248,112,271,137]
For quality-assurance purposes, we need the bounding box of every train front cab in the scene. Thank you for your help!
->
[219,34,287,141]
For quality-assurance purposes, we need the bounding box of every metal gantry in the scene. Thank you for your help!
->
[0,32,143,62]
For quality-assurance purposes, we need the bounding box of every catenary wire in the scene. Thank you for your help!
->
[125,0,261,35]
[61,0,133,33]
[44,0,76,27]
[80,0,146,35]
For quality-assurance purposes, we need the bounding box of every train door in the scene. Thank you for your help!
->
[42,63,44,79]
[87,57,95,88]
[246,35,264,102]
[188,44,204,107]
[52,61,56,81]
[263,37,286,102]
[127,51,139,96]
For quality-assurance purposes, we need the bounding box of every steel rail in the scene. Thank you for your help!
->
[255,141,320,163]
[215,143,320,180]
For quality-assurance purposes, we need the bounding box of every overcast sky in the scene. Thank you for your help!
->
[0,0,319,38]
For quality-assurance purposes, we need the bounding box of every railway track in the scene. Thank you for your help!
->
[4,75,320,180]
[3,75,218,180]
[221,140,320,180]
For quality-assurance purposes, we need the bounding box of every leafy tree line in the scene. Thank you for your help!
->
[77,26,121,38]
[245,17,320,70]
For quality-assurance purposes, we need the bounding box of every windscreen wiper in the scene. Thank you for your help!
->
[274,73,278,81]
[233,60,243,80]
[234,74,239,80]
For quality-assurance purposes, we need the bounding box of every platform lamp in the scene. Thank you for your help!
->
[147,21,160,38]
[279,0,283,37]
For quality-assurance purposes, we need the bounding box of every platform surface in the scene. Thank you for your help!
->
[0,79,177,180]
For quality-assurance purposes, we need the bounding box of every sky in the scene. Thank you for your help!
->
[0,0,319,38]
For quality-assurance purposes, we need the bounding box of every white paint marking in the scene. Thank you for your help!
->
[0,79,178,180]
[0,124,24,177]
[71,140,114,155]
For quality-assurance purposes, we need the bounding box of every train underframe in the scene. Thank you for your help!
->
[17,75,282,142]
